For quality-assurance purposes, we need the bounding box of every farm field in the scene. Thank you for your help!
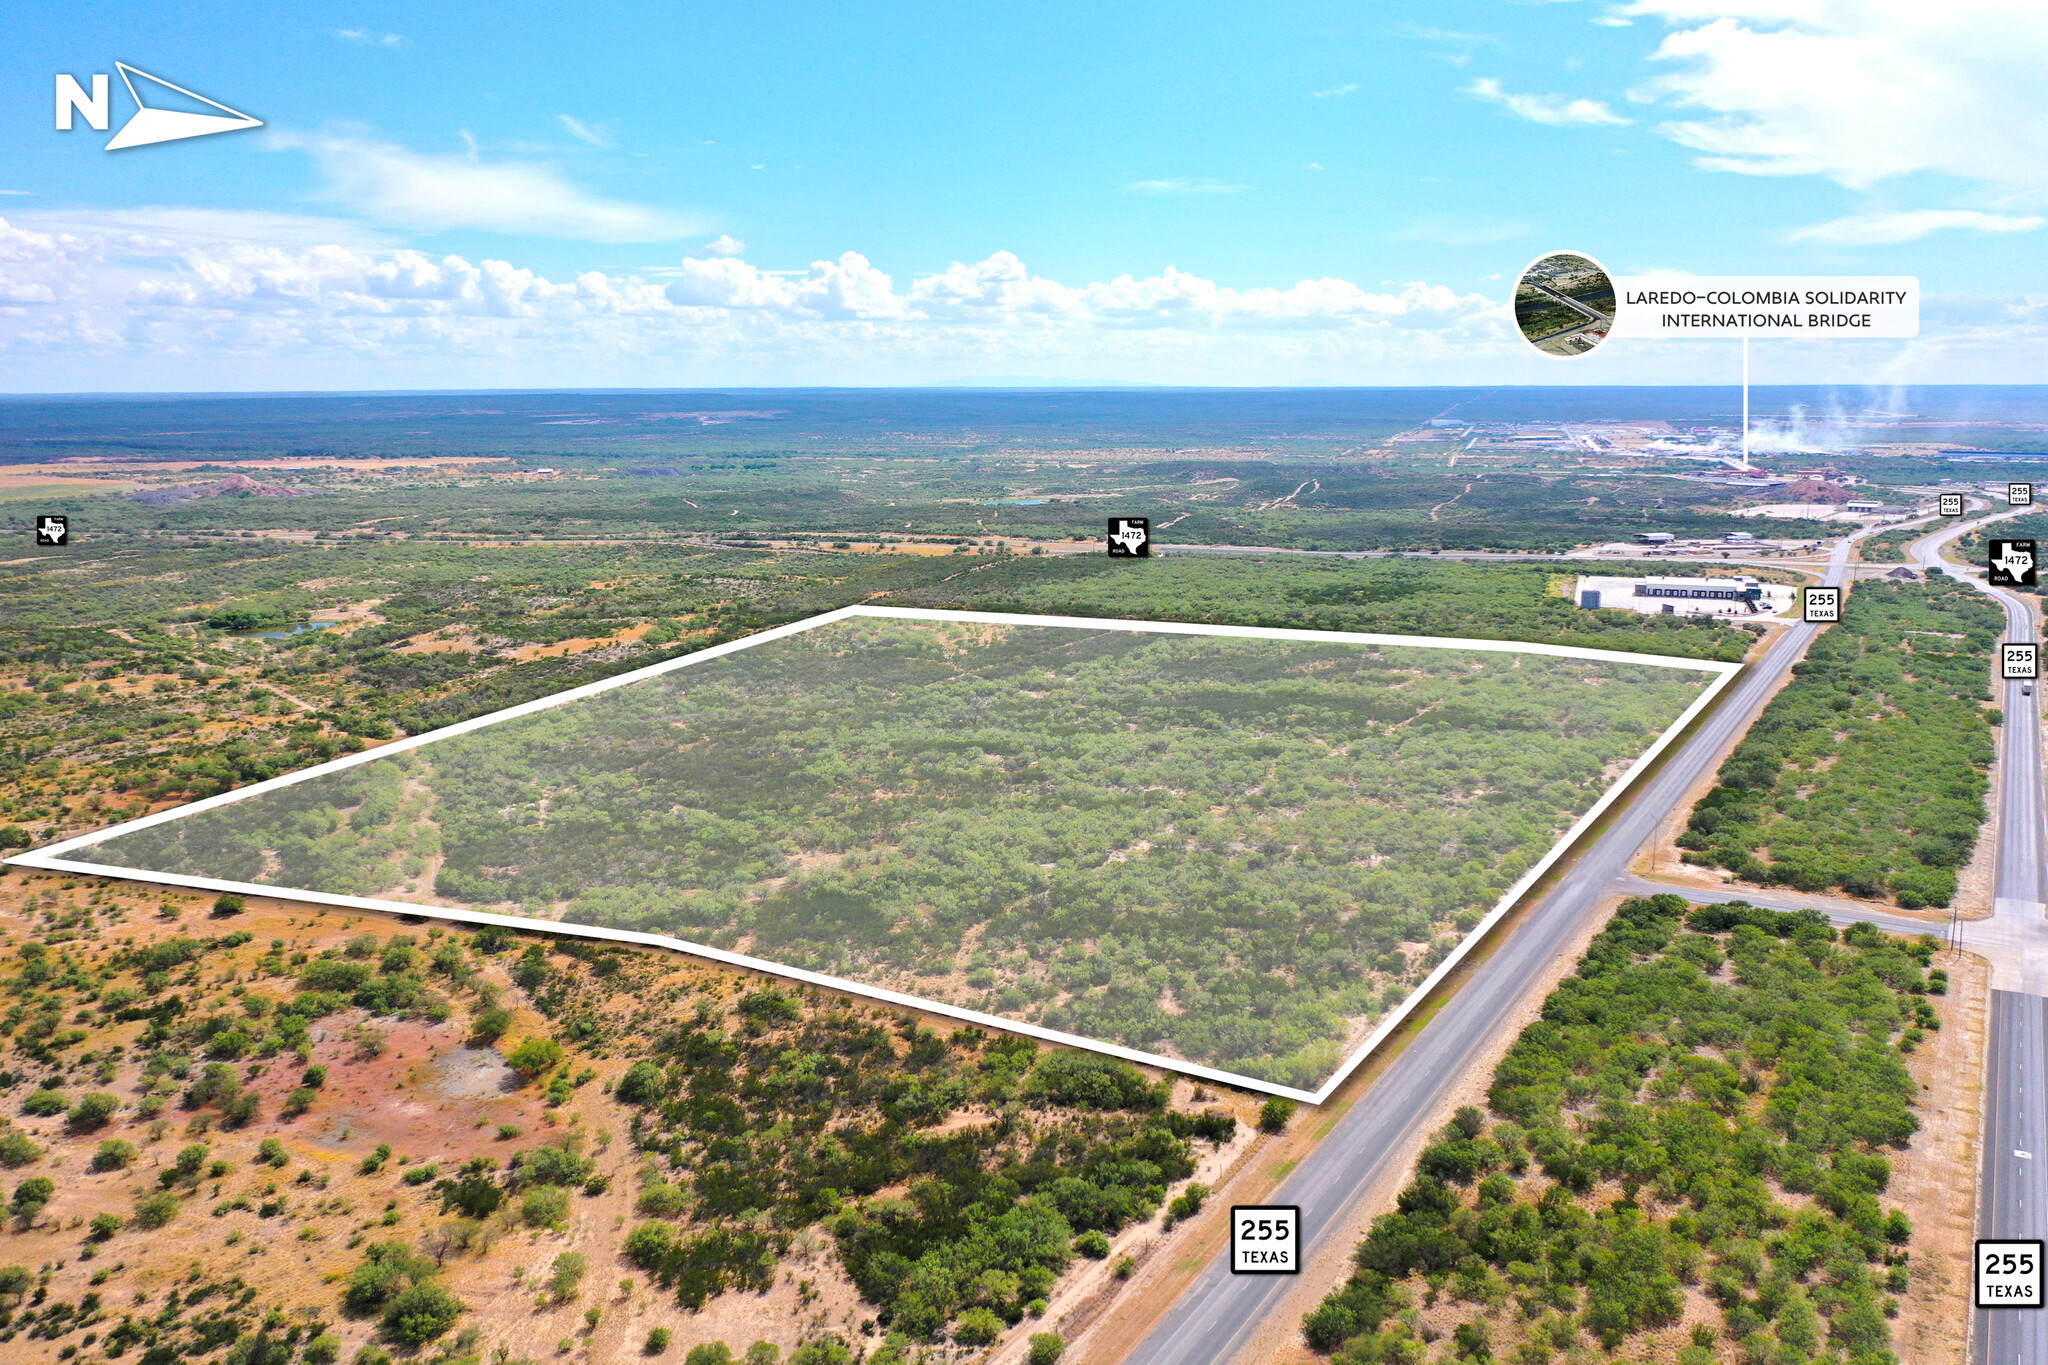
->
[63,611,1721,1095]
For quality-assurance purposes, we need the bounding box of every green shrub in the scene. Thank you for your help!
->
[684,1346,734,1365]
[1024,1052,1166,1111]
[623,1221,676,1268]
[11,1176,54,1220]
[550,1251,588,1301]
[133,1190,180,1228]
[91,1139,138,1171]
[953,1308,1003,1346]
[300,959,372,992]
[737,990,801,1025]
[506,1036,564,1076]
[88,1211,124,1240]
[1073,1230,1111,1259]
[639,1182,690,1218]
[522,1185,572,1229]
[1028,1333,1066,1365]
[1258,1097,1296,1134]
[212,894,246,916]
[381,1281,464,1344]
[0,1132,39,1167]
[303,1333,343,1364]
[185,1061,243,1109]
[258,1138,290,1167]
[511,1140,595,1189]
[343,1240,435,1314]
[616,1060,665,1105]
[1164,1182,1209,1227]
[22,1089,66,1117]
[645,1327,673,1355]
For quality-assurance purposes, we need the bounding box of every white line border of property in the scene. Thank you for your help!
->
[8,605,1741,1104]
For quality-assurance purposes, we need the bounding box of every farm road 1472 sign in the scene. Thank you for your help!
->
[1989,540,2037,588]
[1107,517,1150,556]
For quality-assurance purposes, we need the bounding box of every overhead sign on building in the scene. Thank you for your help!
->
[1633,576,1764,604]
[1609,277,1919,340]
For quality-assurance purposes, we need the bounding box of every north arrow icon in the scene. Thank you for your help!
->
[103,62,261,150]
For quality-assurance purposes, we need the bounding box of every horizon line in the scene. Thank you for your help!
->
[2,381,2043,401]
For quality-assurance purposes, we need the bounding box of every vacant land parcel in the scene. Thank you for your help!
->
[33,608,1728,1096]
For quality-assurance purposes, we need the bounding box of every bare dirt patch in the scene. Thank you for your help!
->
[1890,948,1988,1365]
[511,622,654,661]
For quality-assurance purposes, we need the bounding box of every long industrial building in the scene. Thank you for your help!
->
[1630,575,1764,603]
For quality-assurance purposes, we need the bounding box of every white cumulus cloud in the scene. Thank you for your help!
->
[272,133,703,242]
[662,252,908,319]
[1466,78,1631,126]
[701,235,746,257]
[1624,0,2048,192]
[0,211,2038,388]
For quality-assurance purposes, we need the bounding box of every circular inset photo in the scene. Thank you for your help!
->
[1514,251,1614,358]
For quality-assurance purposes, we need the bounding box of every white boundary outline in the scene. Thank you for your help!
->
[8,605,1740,1103]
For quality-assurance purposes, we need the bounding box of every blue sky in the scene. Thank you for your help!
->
[2,1,2042,388]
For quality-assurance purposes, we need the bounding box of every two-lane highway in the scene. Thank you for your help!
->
[1122,533,1870,1365]
[1908,509,2048,1365]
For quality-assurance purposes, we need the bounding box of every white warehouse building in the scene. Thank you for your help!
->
[1632,575,1764,604]
[1575,574,1792,618]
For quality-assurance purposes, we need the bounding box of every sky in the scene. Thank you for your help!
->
[1,0,2043,390]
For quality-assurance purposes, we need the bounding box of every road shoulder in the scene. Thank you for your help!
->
[1890,947,1990,1365]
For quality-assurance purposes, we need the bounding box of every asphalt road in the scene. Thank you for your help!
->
[1906,510,2048,1365]
[1979,995,2048,1365]
[1122,535,1865,1365]
[1157,543,1820,572]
